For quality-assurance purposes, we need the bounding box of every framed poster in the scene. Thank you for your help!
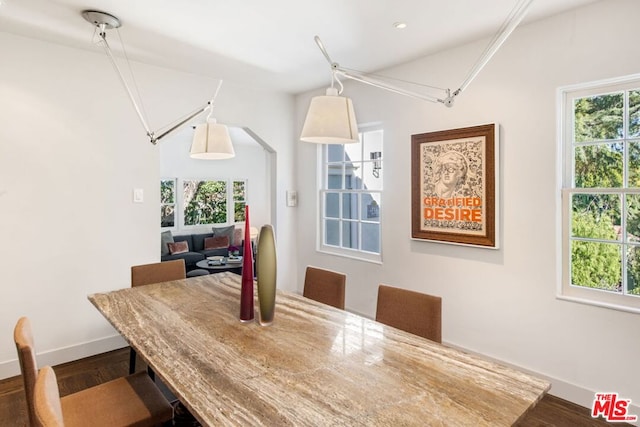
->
[411,123,498,248]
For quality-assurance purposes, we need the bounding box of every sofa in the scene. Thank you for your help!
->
[161,226,245,271]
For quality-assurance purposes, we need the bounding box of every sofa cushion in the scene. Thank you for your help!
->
[204,236,229,250]
[233,227,243,246]
[161,230,174,256]
[191,233,214,252]
[161,251,204,266]
[172,235,194,250]
[212,226,235,248]
[168,241,189,255]
[200,247,229,258]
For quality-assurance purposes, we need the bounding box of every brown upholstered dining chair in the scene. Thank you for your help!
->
[131,259,186,287]
[33,364,172,427]
[375,284,442,343]
[303,266,346,310]
[14,317,173,427]
[129,259,186,374]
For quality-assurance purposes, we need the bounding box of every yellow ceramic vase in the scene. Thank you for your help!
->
[256,225,277,326]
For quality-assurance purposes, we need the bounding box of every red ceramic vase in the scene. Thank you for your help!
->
[239,205,255,321]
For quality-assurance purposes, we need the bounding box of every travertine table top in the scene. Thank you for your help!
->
[88,272,549,426]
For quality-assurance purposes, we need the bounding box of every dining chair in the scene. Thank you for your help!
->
[129,259,186,375]
[303,266,346,310]
[131,259,186,287]
[14,317,173,427]
[375,284,442,343]
[33,365,172,427]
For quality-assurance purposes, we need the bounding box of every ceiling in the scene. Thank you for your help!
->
[1,0,597,95]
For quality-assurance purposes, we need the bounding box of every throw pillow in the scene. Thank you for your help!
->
[211,225,235,247]
[167,241,189,255]
[204,236,230,250]
[233,227,244,247]
[161,230,174,256]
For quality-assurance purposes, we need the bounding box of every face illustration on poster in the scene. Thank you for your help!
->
[433,151,468,198]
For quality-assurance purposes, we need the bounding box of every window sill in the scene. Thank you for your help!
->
[317,247,382,265]
[556,291,640,315]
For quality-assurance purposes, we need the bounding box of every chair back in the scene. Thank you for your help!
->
[303,266,346,310]
[14,316,38,426]
[131,259,185,287]
[33,366,64,427]
[375,284,442,343]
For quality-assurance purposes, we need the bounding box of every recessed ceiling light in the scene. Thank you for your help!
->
[393,22,407,30]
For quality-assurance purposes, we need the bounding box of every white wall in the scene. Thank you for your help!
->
[295,0,640,414]
[0,32,297,378]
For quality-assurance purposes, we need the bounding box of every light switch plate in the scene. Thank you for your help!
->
[133,188,144,203]
[286,190,297,207]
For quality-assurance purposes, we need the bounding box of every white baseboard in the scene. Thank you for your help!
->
[546,374,639,426]
[0,334,127,380]
[442,340,640,426]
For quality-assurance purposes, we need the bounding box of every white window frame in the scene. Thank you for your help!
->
[160,177,177,230]
[558,73,640,314]
[232,179,248,223]
[177,177,248,231]
[317,127,383,264]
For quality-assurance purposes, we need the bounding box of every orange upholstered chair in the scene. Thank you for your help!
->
[131,259,185,287]
[129,259,186,374]
[34,365,172,427]
[303,266,346,310]
[375,284,442,343]
[14,317,38,426]
[14,317,173,427]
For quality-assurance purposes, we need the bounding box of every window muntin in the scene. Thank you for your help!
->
[319,128,383,262]
[560,75,640,312]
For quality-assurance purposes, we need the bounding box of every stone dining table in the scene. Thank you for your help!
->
[88,272,550,426]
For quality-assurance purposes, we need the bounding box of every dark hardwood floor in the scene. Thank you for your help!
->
[0,347,631,426]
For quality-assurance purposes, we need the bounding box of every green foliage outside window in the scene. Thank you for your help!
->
[571,212,620,291]
[161,179,175,228]
[183,180,227,225]
[570,91,640,295]
[233,180,246,222]
[161,180,175,203]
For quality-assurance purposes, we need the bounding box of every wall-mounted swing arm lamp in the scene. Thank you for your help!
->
[82,10,232,157]
[370,151,382,178]
[300,0,533,144]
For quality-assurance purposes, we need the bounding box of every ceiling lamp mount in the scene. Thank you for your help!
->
[301,0,533,144]
[81,10,227,154]
[81,10,120,32]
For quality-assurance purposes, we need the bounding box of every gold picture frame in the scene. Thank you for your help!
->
[411,123,498,248]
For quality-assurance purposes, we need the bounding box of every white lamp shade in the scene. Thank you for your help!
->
[190,120,235,159]
[300,88,359,144]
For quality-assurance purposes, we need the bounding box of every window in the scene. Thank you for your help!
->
[560,74,640,313]
[160,178,248,229]
[183,180,228,226]
[319,128,383,262]
[233,180,247,222]
[160,178,176,228]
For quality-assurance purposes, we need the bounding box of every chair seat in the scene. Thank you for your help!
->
[60,371,173,427]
